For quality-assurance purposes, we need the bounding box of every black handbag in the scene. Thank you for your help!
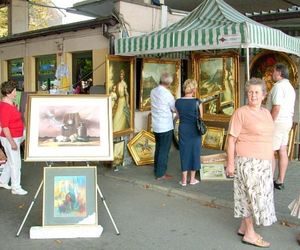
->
[195,99,207,135]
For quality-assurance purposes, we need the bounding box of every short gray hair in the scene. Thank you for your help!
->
[160,72,173,86]
[245,77,267,95]
[274,63,289,79]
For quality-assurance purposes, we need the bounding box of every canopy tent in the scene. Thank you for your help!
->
[115,0,300,58]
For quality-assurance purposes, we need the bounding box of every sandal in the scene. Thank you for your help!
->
[179,181,187,187]
[190,179,200,185]
[242,237,270,248]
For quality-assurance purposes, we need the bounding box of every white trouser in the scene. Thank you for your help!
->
[0,136,23,190]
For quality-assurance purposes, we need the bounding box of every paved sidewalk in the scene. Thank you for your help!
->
[101,145,300,225]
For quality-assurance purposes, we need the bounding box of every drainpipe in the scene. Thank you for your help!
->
[103,24,115,55]
[161,4,168,29]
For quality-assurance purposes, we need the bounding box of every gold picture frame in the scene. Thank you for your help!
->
[288,122,298,160]
[127,130,156,166]
[202,126,225,150]
[250,50,298,94]
[147,113,153,132]
[106,55,135,137]
[140,58,180,111]
[192,51,239,122]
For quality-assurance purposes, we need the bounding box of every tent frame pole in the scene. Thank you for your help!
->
[246,47,250,81]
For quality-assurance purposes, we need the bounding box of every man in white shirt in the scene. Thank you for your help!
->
[266,63,296,190]
[150,73,175,180]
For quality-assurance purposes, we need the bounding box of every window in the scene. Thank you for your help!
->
[36,54,56,91]
[8,58,24,91]
[72,51,93,86]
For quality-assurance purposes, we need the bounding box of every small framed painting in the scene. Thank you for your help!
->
[127,130,156,166]
[43,166,98,226]
[202,126,225,150]
[113,140,125,167]
[200,163,226,180]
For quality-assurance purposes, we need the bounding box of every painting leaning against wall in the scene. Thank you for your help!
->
[106,55,135,137]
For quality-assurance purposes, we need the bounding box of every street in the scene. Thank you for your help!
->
[0,164,299,250]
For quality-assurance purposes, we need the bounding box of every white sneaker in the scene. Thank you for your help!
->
[12,188,28,195]
[0,183,11,190]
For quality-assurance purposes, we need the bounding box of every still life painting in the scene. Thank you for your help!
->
[25,95,113,161]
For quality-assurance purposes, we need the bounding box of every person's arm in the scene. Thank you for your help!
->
[226,134,237,177]
[270,105,280,121]
[2,127,17,150]
[198,103,203,119]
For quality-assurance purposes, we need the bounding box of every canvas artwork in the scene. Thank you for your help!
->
[192,52,239,122]
[140,58,180,111]
[200,163,226,180]
[113,140,125,167]
[43,166,97,226]
[25,95,113,161]
[202,126,225,150]
[250,50,298,93]
[127,130,156,166]
[106,55,134,137]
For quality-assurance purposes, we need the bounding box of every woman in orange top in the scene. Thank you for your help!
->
[226,78,276,248]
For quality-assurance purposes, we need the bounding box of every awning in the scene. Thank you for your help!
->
[115,0,300,57]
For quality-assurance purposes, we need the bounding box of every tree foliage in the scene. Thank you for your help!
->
[0,0,59,37]
[0,7,8,37]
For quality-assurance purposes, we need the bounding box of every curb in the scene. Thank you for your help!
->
[100,170,298,226]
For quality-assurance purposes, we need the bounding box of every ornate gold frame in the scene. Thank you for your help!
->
[192,51,240,122]
[140,58,180,111]
[202,126,225,150]
[250,50,298,93]
[106,55,135,137]
[127,130,156,166]
[288,122,298,160]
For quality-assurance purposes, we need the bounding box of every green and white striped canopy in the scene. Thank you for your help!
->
[115,0,300,57]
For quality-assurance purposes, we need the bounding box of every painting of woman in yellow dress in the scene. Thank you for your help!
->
[106,55,134,137]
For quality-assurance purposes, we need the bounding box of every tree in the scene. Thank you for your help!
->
[0,7,8,37]
[0,0,60,37]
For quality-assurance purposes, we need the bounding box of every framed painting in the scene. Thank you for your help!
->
[200,163,226,180]
[147,112,153,132]
[25,94,113,162]
[113,140,125,167]
[287,122,298,160]
[250,50,298,94]
[106,55,134,137]
[202,126,225,150]
[192,51,239,122]
[127,130,156,166]
[43,166,97,226]
[140,58,180,111]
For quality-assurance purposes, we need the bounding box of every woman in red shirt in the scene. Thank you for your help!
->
[0,81,27,195]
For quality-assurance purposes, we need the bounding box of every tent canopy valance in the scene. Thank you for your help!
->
[115,0,300,57]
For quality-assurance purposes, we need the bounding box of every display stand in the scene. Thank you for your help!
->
[16,162,120,238]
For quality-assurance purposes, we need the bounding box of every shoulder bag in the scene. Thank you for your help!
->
[195,99,207,135]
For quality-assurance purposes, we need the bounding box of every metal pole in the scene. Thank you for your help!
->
[16,180,44,237]
[97,184,120,235]
[246,47,250,81]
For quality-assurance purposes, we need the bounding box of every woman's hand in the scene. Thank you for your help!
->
[226,164,234,177]
[11,140,18,150]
